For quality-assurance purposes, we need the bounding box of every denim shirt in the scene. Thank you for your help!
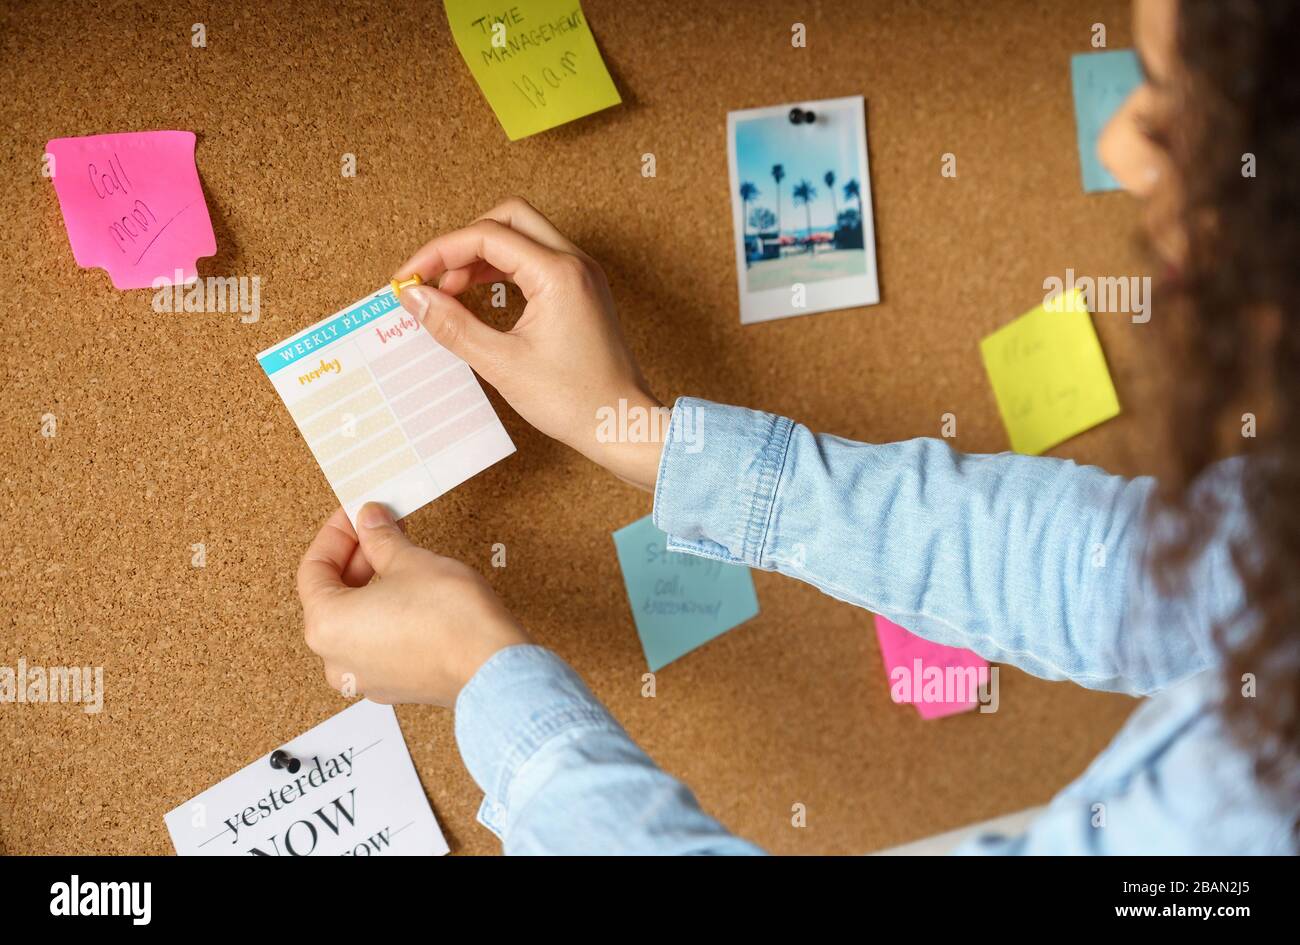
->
[454,398,1292,854]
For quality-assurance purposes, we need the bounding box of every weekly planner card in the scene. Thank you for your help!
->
[613,516,760,671]
[165,700,449,856]
[257,286,514,525]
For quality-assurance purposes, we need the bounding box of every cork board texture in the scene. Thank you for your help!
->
[0,0,1156,855]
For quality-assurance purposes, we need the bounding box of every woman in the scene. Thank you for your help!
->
[296,0,1297,853]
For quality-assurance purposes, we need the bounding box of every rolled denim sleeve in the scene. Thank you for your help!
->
[454,644,765,855]
[653,402,794,566]
[654,397,1244,695]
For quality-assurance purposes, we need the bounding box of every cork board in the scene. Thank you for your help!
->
[0,0,1157,855]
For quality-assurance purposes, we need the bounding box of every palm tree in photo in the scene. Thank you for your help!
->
[739,181,759,267]
[823,170,838,227]
[771,163,786,248]
[739,182,759,233]
[792,179,817,253]
[843,178,864,223]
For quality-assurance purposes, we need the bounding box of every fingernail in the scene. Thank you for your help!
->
[400,284,432,323]
[359,503,394,529]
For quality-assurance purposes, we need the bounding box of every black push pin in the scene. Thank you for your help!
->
[788,107,816,125]
[269,749,301,774]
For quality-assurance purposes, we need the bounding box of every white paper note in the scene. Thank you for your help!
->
[257,285,515,525]
[164,700,450,857]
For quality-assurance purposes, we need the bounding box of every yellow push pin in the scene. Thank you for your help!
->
[391,273,423,302]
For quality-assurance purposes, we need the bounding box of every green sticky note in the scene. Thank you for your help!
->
[612,516,759,672]
[979,289,1121,455]
[444,0,622,141]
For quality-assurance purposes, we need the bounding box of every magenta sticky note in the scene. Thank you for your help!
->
[45,131,216,290]
[873,614,989,720]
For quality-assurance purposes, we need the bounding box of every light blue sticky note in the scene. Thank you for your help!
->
[1070,49,1143,193]
[612,516,759,671]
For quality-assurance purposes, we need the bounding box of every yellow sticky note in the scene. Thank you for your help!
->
[979,289,1121,455]
[444,1,621,141]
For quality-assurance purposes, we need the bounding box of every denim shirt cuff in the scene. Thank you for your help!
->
[652,397,793,567]
[453,644,623,839]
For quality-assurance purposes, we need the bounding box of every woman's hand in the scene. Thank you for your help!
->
[392,197,664,492]
[297,504,532,706]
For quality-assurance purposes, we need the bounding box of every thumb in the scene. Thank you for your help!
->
[400,284,508,376]
[355,503,411,575]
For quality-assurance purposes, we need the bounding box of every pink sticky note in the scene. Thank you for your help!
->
[45,131,216,289]
[873,614,989,719]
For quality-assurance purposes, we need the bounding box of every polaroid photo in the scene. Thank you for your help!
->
[726,95,880,324]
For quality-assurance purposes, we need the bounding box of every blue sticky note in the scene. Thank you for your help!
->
[1070,50,1143,193]
[612,516,759,671]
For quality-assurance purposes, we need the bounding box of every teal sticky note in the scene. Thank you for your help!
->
[1070,50,1143,193]
[612,516,759,671]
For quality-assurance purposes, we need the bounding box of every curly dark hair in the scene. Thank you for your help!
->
[1152,0,1300,819]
